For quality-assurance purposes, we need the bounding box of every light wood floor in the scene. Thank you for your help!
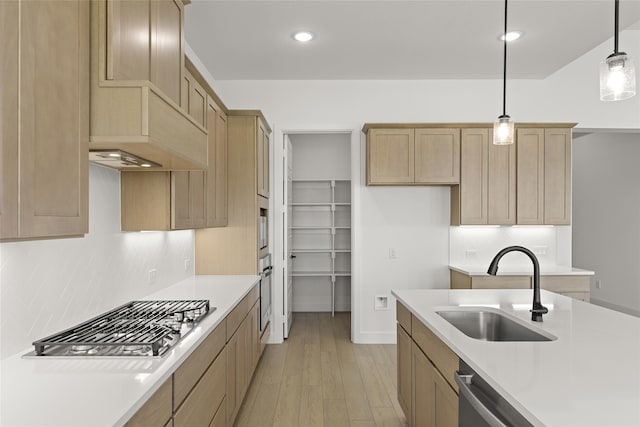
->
[234,312,408,427]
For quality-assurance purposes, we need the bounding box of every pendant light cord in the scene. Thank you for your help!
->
[502,0,508,117]
[614,0,619,54]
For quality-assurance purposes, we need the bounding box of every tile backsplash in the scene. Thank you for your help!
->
[0,165,194,359]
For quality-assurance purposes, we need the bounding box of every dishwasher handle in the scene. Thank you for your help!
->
[455,371,508,427]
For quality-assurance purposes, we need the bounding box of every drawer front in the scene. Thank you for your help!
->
[125,378,172,427]
[411,314,459,393]
[174,319,226,410]
[226,284,259,341]
[396,301,412,334]
[471,275,531,289]
[174,347,226,427]
[541,276,590,293]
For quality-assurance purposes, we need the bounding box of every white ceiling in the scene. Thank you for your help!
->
[184,1,640,80]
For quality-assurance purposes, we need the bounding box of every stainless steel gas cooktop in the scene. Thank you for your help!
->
[27,300,214,358]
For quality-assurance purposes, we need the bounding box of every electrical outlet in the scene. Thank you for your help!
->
[148,269,158,284]
[184,259,192,272]
[465,249,477,258]
[531,246,548,256]
[389,248,398,259]
[374,295,389,310]
[595,279,602,289]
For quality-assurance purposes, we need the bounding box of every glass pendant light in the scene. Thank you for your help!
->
[494,0,514,145]
[600,0,636,101]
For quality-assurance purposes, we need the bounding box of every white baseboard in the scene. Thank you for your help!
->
[590,298,640,318]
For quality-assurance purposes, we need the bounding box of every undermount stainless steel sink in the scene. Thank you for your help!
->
[437,309,556,342]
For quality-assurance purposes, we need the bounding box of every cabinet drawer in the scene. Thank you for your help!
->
[174,347,226,427]
[226,284,259,341]
[174,319,226,410]
[411,315,459,392]
[540,276,590,293]
[125,378,172,427]
[396,301,411,334]
[471,275,531,289]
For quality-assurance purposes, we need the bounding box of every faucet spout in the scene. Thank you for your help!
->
[486,246,549,322]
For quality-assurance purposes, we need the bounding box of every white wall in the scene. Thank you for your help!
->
[0,165,194,359]
[573,132,640,316]
[450,226,572,269]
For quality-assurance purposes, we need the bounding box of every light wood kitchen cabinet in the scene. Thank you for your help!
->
[451,128,516,225]
[184,69,207,128]
[107,0,183,105]
[226,299,260,426]
[397,302,459,427]
[412,342,458,427]
[365,126,460,185]
[125,379,172,427]
[397,324,412,425]
[450,269,591,301]
[173,347,226,427]
[195,111,272,275]
[90,0,207,170]
[367,128,415,184]
[171,171,206,230]
[205,97,228,227]
[1,0,89,240]
[517,127,572,225]
[414,128,460,184]
[257,119,270,198]
[120,171,205,231]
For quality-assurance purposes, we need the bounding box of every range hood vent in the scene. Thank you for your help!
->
[89,150,162,169]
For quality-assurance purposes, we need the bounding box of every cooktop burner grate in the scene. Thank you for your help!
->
[32,300,211,357]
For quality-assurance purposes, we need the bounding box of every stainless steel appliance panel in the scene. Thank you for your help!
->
[259,253,272,333]
[456,360,533,427]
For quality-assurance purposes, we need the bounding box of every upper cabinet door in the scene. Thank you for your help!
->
[107,0,151,81]
[0,0,19,239]
[257,119,270,198]
[414,128,460,184]
[18,0,89,238]
[544,128,571,225]
[517,128,545,225]
[150,0,183,105]
[487,130,516,225]
[459,128,489,224]
[107,0,184,105]
[215,112,229,226]
[188,74,207,128]
[367,129,415,184]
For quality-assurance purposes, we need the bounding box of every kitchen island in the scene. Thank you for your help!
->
[392,289,640,426]
[0,275,260,427]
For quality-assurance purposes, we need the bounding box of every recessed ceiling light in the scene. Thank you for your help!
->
[499,31,522,42]
[293,31,314,43]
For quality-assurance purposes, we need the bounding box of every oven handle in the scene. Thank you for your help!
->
[261,266,273,278]
[455,371,508,427]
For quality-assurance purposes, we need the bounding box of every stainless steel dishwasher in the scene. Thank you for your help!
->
[455,360,534,427]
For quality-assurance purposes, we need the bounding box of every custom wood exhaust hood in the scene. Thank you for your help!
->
[88,0,208,171]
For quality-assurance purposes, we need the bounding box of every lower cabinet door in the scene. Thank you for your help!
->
[412,342,458,427]
[397,324,412,424]
[173,347,226,427]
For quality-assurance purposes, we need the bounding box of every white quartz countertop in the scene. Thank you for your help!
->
[0,275,260,427]
[449,264,594,276]
[392,289,640,427]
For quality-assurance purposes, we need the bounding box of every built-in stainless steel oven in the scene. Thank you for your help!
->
[259,253,272,334]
